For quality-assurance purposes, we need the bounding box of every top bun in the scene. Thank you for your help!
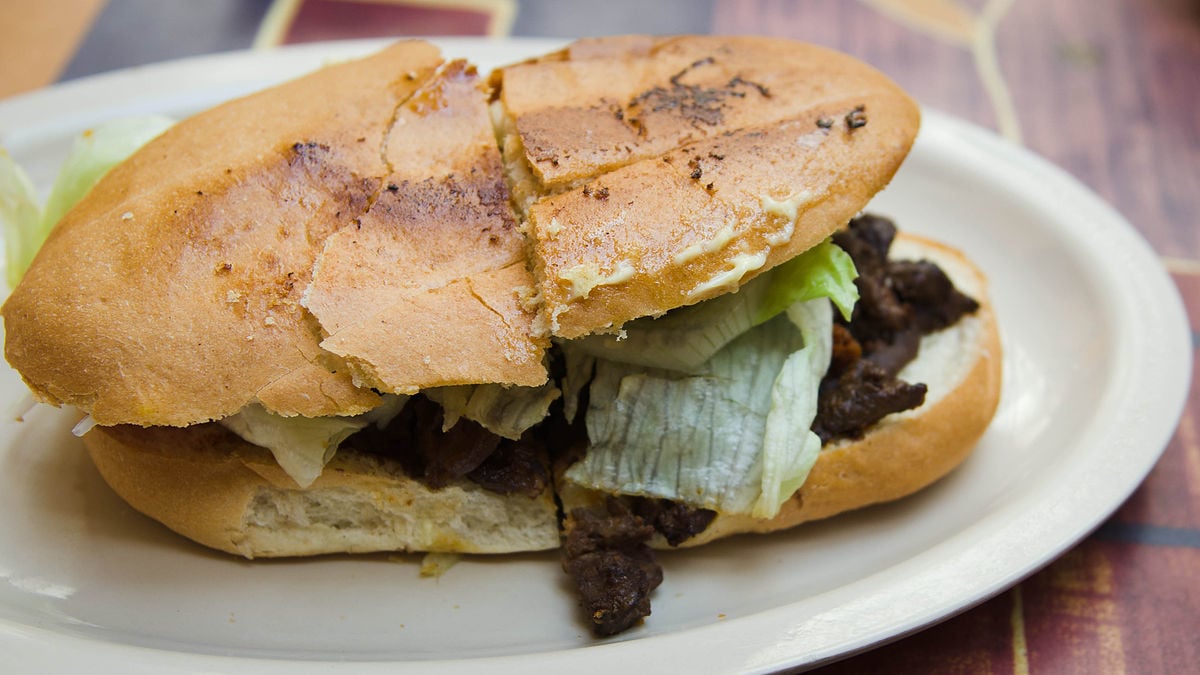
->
[2,41,548,427]
[490,36,921,337]
[4,36,919,426]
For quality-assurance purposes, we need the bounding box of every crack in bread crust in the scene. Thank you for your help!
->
[488,35,921,339]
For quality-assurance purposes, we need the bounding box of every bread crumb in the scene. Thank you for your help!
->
[263,316,276,326]
[121,211,134,221]
[226,290,241,303]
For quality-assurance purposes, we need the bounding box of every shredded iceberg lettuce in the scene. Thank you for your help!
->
[560,347,596,423]
[566,240,856,373]
[754,300,831,516]
[565,298,833,518]
[757,240,858,324]
[0,115,174,288]
[563,239,858,517]
[220,394,407,488]
[424,381,560,439]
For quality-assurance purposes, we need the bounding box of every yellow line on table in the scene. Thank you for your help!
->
[858,0,1021,142]
[973,0,1020,143]
[1010,584,1030,675]
[1163,257,1200,275]
[255,0,302,49]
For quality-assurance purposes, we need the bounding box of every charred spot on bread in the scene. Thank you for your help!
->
[628,57,772,131]
[846,105,868,130]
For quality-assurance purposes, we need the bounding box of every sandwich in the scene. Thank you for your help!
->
[1,36,1001,636]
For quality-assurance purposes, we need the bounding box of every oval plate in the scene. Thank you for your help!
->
[0,38,1190,674]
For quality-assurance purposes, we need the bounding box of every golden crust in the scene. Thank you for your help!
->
[558,234,1003,547]
[493,36,921,337]
[2,40,445,426]
[302,60,549,392]
[2,44,550,427]
[83,422,561,557]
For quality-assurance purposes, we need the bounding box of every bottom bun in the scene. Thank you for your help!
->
[83,423,561,557]
[559,233,1003,548]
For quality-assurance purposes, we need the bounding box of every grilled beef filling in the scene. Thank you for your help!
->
[561,214,981,636]
[562,499,665,637]
[346,394,551,498]
[815,214,979,442]
[345,214,979,637]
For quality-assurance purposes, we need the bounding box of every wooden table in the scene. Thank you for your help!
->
[2,1,1196,671]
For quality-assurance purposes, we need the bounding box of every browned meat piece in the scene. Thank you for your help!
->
[832,213,895,276]
[629,496,717,547]
[889,259,980,332]
[828,323,863,377]
[562,500,663,636]
[813,359,927,443]
[813,213,981,443]
[346,394,548,495]
[466,435,551,497]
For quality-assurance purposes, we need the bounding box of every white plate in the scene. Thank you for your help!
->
[0,38,1190,674]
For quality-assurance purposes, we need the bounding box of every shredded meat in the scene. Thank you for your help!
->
[889,259,979,332]
[813,358,927,443]
[466,434,550,497]
[562,499,663,636]
[629,496,717,547]
[828,323,862,377]
[833,215,910,353]
[407,397,500,488]
[815,214,979,442]
[345,394,550,495]
[864,324,922,376]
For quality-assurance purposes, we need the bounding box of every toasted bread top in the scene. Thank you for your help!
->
[3,42,548,426]
[492,36,921,337]
[302,60,548,393]
[4,36,919,425]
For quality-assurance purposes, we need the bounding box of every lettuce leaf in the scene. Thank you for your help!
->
[0,149,43,289]
[1,115,173,288]
[757,240,858,323]
[220,394,407,488]
[566,240,856,373]
[424,381,560,440]
[41,115,174,232]
[564,298,833,517]
[753,300,831,516]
